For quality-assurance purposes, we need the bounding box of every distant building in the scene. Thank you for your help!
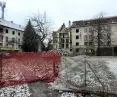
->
[0,19,24,51]
[53,23,71,52]
[53,16,117,55]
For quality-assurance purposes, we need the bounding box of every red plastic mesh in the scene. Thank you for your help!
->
[0,51,61,87]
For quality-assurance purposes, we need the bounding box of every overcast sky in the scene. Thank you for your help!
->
[1,0,117,30]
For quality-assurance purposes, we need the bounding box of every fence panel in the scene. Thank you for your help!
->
[0,51,61,87]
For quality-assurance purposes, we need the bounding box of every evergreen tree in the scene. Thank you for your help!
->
[22,20,39,52]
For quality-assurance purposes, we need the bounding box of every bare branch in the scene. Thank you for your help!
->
[31,12,51,42]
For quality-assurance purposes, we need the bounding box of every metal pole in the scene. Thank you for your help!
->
[112,46,114,56]
[84,56,87,87]
[0,50,2,84]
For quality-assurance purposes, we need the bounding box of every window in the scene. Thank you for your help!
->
[70,49,72,51]
[63,34,64,38]
[12,37,15,42]
[80,34,81,37]
[12,44,14,48]
[84,42,88,46]
[61,38,64,43]
[89,49,91,53]
[76,29,79,33]
[85,49,88,52]
[18,45,21,48]
[76,35,79,39]
[85,42,93,46]
[76,42,79,46]
[0,43,2,46]
[0,28,3,32]
[6,36,8,42]
[61,44,64,48]
[107,41,111,46]
[59,33,62,36]
[89,28,92,32]
[76,48,79,52]
[6,29,8,33]
[66,44,69,48]
[18,32,20,36]
[12,31,15,35]
[89,42,93,46]
[84,28,88,32]
[66,39,69,43]
[64,33,68,38]
[89,35,92,39]
[18,39,20,43]
[84,35,88,41]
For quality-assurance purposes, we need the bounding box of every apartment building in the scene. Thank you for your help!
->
[0,19,24,51]
[53,16,117,55]
[53,23,71,52]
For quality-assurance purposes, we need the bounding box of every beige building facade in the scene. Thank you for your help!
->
[53,16,117,55]
[0,19,24,51]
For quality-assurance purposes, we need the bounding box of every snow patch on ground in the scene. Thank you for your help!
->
[0,84,31,97]
[51,56,117,93]
[106,59,117,79]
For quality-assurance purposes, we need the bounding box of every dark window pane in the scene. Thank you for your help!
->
[89,42,93,45]
[61,38,64,43]
[62,44,64,48]
[66,39,69,43]
[76,42,79,46]
[6,29,8,33]
[12,31,15,35]
[70,49,72,51]
[6,36,8,42]
[12,44,14,47]
[76,48,79,52]
[18,39,20,43]
[0,28,3,32]
[84,42,88,46]
[76,29,79,33]
[66,44,69,48]
[76,35,79,39]
[12,37,15,42]
[18,32,20,36]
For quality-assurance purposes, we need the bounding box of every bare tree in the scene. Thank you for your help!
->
[89,13,111,56]
[31,12,52,51]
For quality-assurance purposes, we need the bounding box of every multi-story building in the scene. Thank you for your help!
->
[53,23,72,52]
[0,19,24,51]
[53,16,117,55]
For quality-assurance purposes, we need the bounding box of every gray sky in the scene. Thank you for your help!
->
[1,0,117,30]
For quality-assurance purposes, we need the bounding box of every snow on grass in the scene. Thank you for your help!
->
[0,84,31,97]
[51,56,117,93]
[106,59,117,78]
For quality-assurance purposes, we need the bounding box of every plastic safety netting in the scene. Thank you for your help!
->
[0,51,61,87]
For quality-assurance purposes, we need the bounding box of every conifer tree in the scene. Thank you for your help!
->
[22,20,40,52]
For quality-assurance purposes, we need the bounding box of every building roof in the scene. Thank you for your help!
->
[0,19,24,31]
[72,16,117,27]
[55,23,70,33]
[57,23,66,32]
